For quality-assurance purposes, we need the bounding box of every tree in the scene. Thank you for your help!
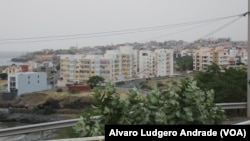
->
[87,75,105,89]
[55,64,60,71]
[73,78,225,137]
[195,63,247,103]
[0,73,7,80]
[176,56,193,72]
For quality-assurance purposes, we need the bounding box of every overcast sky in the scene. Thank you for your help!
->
[0,0,248,52]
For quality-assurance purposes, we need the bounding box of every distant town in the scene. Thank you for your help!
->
[0,37,247,97]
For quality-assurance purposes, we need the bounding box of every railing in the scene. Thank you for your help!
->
[0,116,101,137]
[215,102,247,110]
[48,136,105,141]
[0,118,80,137]
[0,103,248,139]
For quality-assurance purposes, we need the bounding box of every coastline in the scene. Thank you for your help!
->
[0,108,73,124]
[0,51,24,66]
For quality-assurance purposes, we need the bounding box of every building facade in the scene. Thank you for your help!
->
[58,46,174,86]
[193,47,229,71]
[155,49,174,77]
[8,72,48,96]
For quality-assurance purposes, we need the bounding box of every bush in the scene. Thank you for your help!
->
[54,127,79,139]
[43,106,55,115]
[69,89,80,94]
[116,81,125,86]
[73,78,226,137]
[56,88,63,92]
[141,84,151,90]
[157,81,164,87]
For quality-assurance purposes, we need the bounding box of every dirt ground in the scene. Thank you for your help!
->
[0,79,7,86]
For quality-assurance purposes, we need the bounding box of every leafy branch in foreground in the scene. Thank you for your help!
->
[73,77,226,137]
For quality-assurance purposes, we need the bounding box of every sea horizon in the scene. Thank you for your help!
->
[0,51,25,66]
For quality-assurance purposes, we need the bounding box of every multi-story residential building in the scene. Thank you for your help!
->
[104,50,121,81]
[59,55,83,86]
[155,49,174,77]
[138,50,154,78]
[8,72,48,96]
[105,45,138,80]
[58,46,174,86]
[59,53,118,86]
[193,47,229,71]
[119,45,138,79]
[180,49,193,57]
[139,49,174,78]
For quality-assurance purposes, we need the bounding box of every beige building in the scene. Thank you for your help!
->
[138,49,174,78]
[58,45,138,86]
[193,47,229,71]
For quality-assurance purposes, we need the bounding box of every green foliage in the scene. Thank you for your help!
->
[115,81,125,86]
[156,81,164,87]
[73,114,103,137]
[56,64,60,71]
[140,81,151,90]
[69,89,80,94]
[195,63,247,103]
[54,127,79,139]
[91,81,128,125]
[56,88,63,92]
[87,75,105,89]
[43,106,55,115]
[73,78,226,137]
[0,73,7,80]
[51,70,57,74]
[176,56,193,71]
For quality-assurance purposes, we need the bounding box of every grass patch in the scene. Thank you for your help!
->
[53,127,79,139]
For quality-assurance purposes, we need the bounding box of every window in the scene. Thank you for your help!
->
[28,81,30,84]
[38,75,39,78]
[10,77,15,81]
[38,80,39,83]
[28,76,30,79]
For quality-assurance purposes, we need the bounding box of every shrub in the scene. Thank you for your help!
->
[56,88,63,92]
[69,89,80,94]
[157,81,164,87]
[116,81,125,86]
[43,106,55,115]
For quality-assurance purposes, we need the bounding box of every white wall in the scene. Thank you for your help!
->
[8,72,48,96]
[139,50,153,78]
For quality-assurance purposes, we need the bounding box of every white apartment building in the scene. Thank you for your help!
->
[155,49,174,77]
[105,49,123,81]
[138,50,154,78]
[119,45,138,79]
[139,49,174,78]
[8,72,48,96]
[59,46,174,86]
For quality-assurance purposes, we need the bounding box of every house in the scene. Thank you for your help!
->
[8,72,48,96]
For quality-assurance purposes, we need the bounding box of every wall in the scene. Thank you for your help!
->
[0,92,17,101]
[16,72,48,95]
[67,85,91,91]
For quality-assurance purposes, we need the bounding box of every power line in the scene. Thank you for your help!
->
[202,16,244,39]
[0,12,246,44]
[132,13,247,78]
[137,20,217,42]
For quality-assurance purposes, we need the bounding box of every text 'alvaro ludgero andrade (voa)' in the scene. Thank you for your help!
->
[105,125,249,141]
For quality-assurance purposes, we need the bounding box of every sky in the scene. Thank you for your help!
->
[0,0,248,52]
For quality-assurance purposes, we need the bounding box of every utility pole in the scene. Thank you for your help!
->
[248,0,250,118]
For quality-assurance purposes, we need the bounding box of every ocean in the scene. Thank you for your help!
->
[0,51,25,66]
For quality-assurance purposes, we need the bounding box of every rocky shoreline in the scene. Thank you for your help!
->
[0,108,73,124]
